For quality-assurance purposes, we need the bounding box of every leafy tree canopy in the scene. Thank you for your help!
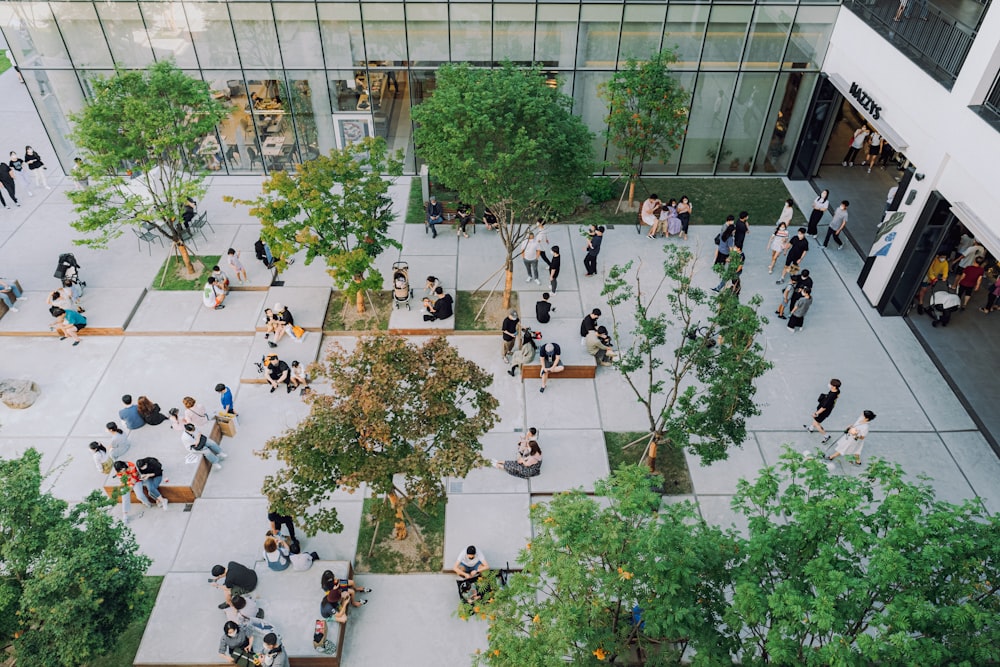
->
[0,450,152,667]
[260,334,499,539]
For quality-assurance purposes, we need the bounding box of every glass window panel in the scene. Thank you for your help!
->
[1,3,71,68]
[619,5,665,64]
[186,3,239,69]
[634,70,696,175]
[573,71,613,164]
[319,4,365,68]
[361,4,406,63]
[287,71,333,158]
[536,5,579,69]
[51,3,113,68]
[138,2,198,68]
[701,6,753,70]
[274,4,323,69]
[24,69,84,170]
[744,6,792,70]
[231,4,281,69]
[406,3,449,66]
[720,72,777,174]
[678,72,737,174]
[245,73,297,173]
[493,4,535,65]
[665,5,709,69]
[577,5,622,69]
[755,72,816,174]
[450,4,491,64]
[785,6,837,69]
[96,3,154,67]
[330,70,361,112]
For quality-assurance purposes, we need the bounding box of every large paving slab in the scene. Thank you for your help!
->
[388,288,456,331]
[526,429,610,494]
[524,373,601,429]
[401,223,460,256]
[256,286,331,331]
[695,494,749,537]
[685,437,766,496]
[447,433,528,494]
[125,291,203,333]
[940,430,1000,514]
[857,431,978,507]
[190,289,268,333]
[171,497,270,573]
[0,287,145,333]
[342,574,488,666]
[443,493,530,572]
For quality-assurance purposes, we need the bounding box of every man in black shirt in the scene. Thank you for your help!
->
[210,561,258,604]
[583,227,604,277]
[777,228,809,284]
[535,293,554,324]
[580,308,601,344]
[734,211,750,250]
[136,457,167,509]
[544,245,561,293]
[423,287,453,321]
[267,356,292,394]
[538,342,564,393]
[501,310,519,361]
[426,196,443,238]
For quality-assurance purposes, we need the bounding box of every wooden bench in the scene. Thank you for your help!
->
[102,421,223,504]
[425,201,477,234]
[521,363,597,379]
[0,279,23,319]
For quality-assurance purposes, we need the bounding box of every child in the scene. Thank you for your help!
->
[211,265,231,292]
[226,248,248,283]
[290,361,309,392]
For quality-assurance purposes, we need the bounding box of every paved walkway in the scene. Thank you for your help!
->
[1,66,999,666]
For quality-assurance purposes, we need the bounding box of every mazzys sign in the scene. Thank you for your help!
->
[849,82,882,120]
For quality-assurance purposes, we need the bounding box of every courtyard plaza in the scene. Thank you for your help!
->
[0,69,998,665]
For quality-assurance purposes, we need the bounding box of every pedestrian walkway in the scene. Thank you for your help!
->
[0,64,998,666]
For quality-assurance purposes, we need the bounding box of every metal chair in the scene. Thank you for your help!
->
[190,211,214,235]
[133,227,164,255]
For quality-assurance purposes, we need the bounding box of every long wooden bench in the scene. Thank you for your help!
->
[102,421,224,504]
[426,201,478,234]
[521,363,597,379]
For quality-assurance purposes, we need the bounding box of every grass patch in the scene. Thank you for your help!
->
[151,254,220,290]
[355,496,447,573]
[0,52,11,76]
[407,178,425,224]
[87,576,163,667]
[322,290,393,331]
[455,290,519,331]
[604,431,693,495]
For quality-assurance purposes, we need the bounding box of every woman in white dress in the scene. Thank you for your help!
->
[827,410,877,465]
[767,222,789,274]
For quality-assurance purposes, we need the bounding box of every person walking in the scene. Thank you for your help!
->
[777,228,809,283]
[521,232,541,284]
[807,190,829,238]
[805,379,841,443]
[24,146,50,190]
[823,201,850,250]
[714,218,736,266]
[767,222,789,274]
[865,131,883,173]
[787,286,812,332]
[583,226,603,277]
[842,127,869,167]
[0,162,20,208]
[734,211,750,251]
[827,410,877,465]
[544,245,561,293]
[8,152,33,197]
[953,256,985,310]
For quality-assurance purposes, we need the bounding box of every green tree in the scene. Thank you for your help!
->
[0,450,152,667]
[474,466,735,666]
[67,61,230,273]
[228,136,403,313]
[602,245,771,469]
[600,50,690,208]
[260,334,499,540]
[720,449,1000,666]
[412,63,595,309]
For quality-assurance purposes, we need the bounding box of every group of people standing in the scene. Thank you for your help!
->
[0,147,50,209]
[842,125,895,174]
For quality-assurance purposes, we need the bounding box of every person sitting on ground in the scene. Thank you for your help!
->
[266,355,292,394]
[263,534,291,571]
[212,266,231,293]
[50,307,85,345]
[222,594,262,628]
[202,276,226,310]
[535,292,554,324]
[493,428,543,478]
[586,325,616,366]
[260,632,288,667]
[538,342,564,394]
[289,541,320,571]
[422,287,453,322]
[136,396,168,426]
[217,621,253,665]
[211,561,259,601]
[290,361,309,392]
[272,303,294,344]
[118,394,145,431]
[454,545,489,581]
[580,308,601,344]
[507,326,538,377]
[183,396,211,429]
[0,276,26,312]
[263,308,281,348]
[320,569,370,622]
[424,276,440,296]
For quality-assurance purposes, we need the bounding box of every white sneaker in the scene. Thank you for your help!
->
[218,452,228,459]
[9,306,17,312]
[525,277,532,283]
[17,295,26,300]
[159,497,169,509]
[534,279,540,285]
[842,161,847,167]
[213,463,223,470]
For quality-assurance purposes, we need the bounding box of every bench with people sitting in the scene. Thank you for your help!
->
[425,198,478,237]
[520,318,599,381]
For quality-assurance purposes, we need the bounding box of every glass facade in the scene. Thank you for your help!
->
[0,0,837,176]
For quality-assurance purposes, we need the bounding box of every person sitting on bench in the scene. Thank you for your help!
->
[537,342,564,393]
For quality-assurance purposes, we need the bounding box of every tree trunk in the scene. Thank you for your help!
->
[628,179,636,208]
[387,490,407,540]
[355,279,365,314]
[646,432,660,473]
[502,257,514,310]
[177,242,195,274]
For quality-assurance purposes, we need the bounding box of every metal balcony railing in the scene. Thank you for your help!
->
[843,0,977,89]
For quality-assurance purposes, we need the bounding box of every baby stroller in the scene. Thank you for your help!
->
[928,288,961,327]
[54,253,86,290]
[392,262,412,310]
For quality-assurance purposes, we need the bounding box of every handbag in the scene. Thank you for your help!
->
[192,434,207,451]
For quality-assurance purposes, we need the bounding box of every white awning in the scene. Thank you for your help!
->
[950,202,1000,258]
[827,73,908,151]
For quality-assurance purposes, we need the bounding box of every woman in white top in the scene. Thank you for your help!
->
[767,222,789,274]
[89,441,114,474]
[806,189,829,238]
[865,132,883,173]
[827,410,877,465]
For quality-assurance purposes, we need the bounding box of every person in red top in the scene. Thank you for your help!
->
[112,460,153,523]
[953,256,985,310]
